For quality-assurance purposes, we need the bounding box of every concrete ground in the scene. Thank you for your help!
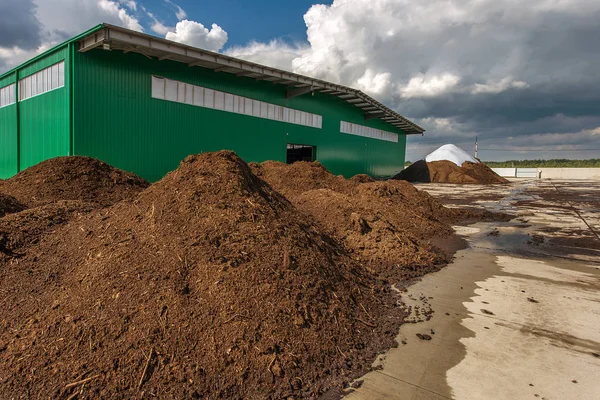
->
[347,179,600,400]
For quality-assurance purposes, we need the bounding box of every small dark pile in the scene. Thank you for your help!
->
[0,152,402,399]
[0,193,25,218]
[0,156,149,207]
[394,159,509,184]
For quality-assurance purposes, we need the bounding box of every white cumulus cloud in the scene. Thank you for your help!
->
[399,73,461,99]
[356,70,392,97]
[472,77,529,94]
[165,20,228,52]
[226,40,308,71]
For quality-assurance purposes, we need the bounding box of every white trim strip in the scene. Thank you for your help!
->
[340,121,399,143]
[151,76,322,129]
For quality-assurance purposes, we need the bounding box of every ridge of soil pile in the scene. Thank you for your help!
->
[0,193,25,218]
[350,174,376,183]
[0,201,95,260]
[252,161,495,282]
[394,159,509,184]
[0,156,149,207]
[250,160,356,197]
[0,151,403,399]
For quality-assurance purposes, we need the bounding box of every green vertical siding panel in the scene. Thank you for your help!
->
[73,49,407,181]
[18,47,71,170]
[0,73,18,178]
[0,104,18,179]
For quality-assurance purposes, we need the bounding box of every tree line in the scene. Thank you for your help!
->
[404,159,600,167]
[484,159,600,168]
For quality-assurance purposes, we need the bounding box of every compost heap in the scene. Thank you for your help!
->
[0,156,149,207]
[0,157,149,260]
[251,160,497,282]
[395,144,509,184]
[0,152,403,399]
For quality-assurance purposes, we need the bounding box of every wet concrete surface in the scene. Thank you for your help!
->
[347,179,600,400]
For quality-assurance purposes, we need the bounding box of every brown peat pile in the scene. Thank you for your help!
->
[0,152,403,399]
[252,161,494,282]
[0,156,149,207]
[394,159,509,184]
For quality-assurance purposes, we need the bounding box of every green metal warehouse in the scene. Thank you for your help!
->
[0,23,424,182]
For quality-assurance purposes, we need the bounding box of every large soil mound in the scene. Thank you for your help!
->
[0,151,402,399]
[0,156,149,207]
[252,161,492,282]
[394,159,509,184]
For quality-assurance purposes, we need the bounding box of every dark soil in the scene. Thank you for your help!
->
[394,160,509,184]
[0,193,25,218]
[0,152,404,399]
[0,201,95,260]
[0,156,149,207]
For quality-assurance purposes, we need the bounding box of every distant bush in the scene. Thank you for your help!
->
[485,159,600,168]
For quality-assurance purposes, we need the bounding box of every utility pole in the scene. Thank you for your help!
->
[475,136,478,159]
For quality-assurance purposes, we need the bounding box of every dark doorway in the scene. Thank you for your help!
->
[287,144,316,164]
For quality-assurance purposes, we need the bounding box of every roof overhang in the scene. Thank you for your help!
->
[78,24,425,135]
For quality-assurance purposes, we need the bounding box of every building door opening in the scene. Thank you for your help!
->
[286,144,316,164]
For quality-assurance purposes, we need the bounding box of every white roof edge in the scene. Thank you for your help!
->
[79,23,425,135]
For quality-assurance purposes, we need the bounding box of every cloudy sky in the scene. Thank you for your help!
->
[1,0,599,161]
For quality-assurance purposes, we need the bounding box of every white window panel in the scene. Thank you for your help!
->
[26,77,32,99]
[214,90,225,110]
[184,83,194,105]
[267,103,275,120]
[151,76,165,99]
[45,68,51,93]
[51,64,59,90]
[282,107,289,122]
[0,84,14,108]
[276,105,284,121]
[58,62,65,88]
[193,86,204,106]
[255,101,261,116]
[150,76,322,129]
[176,81,185,103]
[233,95,243,113]
[260,101,268,118]
[204,88,215,108]
[165,79,178,102]
[224,93,234,112]
[243,97,252,115]
[32,74,40,97]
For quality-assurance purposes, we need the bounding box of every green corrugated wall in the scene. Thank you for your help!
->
[18,48,71,170]
[72,49,406,181]
[0,47,72,177]
[0,73,18,179]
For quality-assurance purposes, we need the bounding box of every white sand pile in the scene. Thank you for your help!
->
[425,144,478,167]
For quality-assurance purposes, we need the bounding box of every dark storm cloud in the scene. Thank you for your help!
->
[399,7,600,161]
[0,0,42,50]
